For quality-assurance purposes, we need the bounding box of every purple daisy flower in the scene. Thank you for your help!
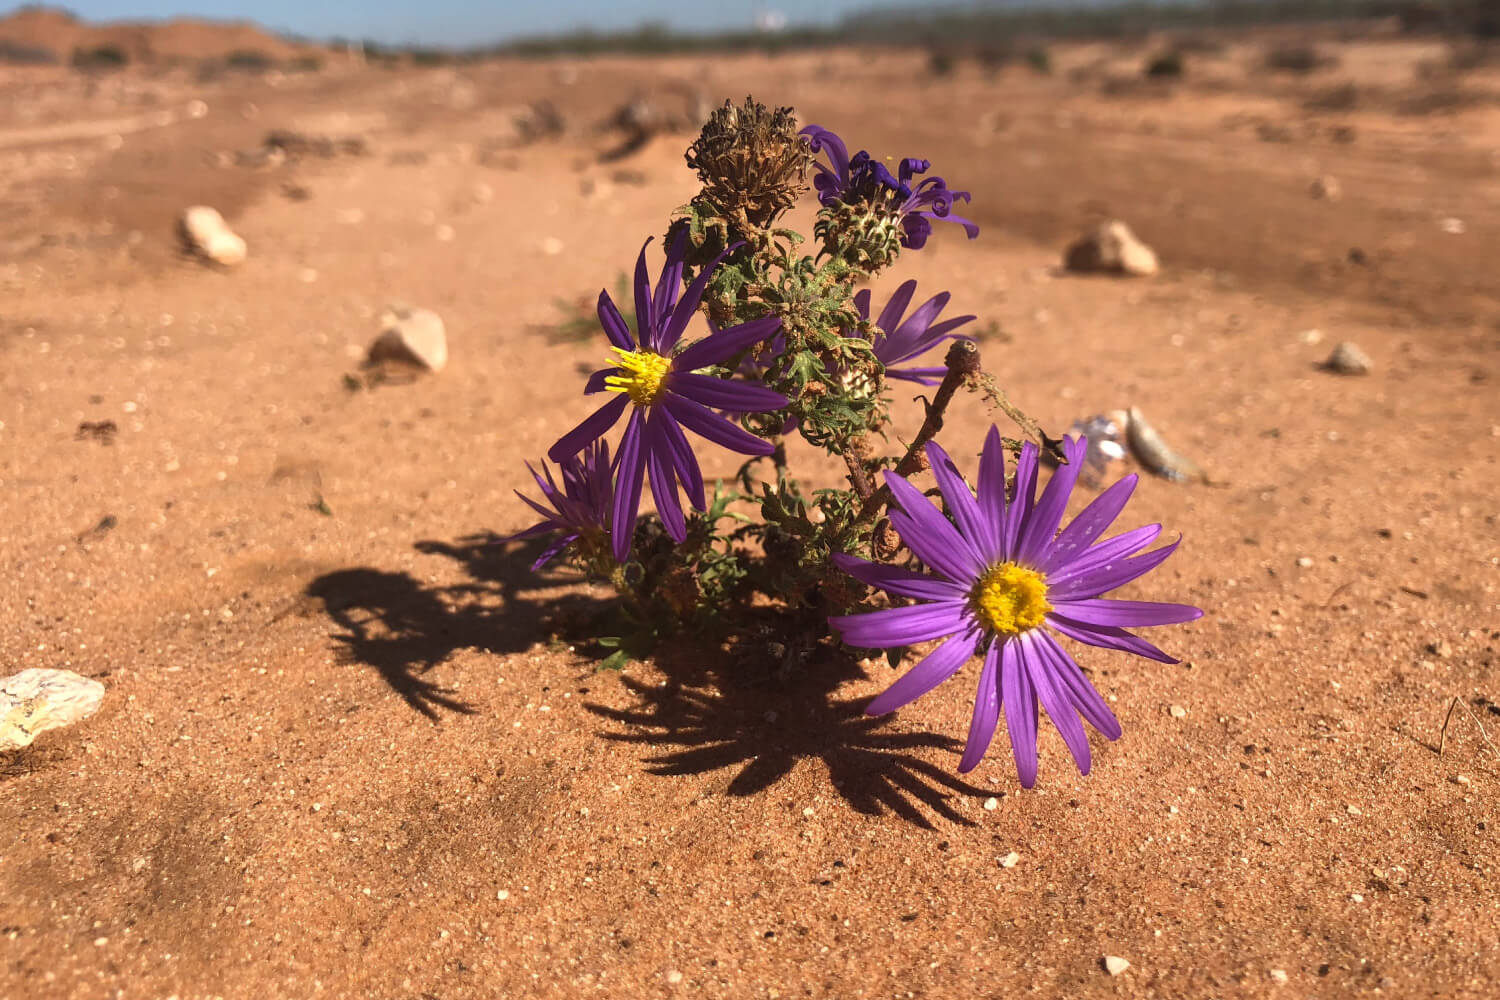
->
[801,125,979,249]
[856,279,977,385]
[505,439,614,570]
[829,428,1202,787]
[547,232,787,562]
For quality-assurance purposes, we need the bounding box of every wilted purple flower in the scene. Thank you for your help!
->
[505,439,614,570]
[802,125,979,249]
[829,429,1201,786]
[856,279,976,385]
[548,232,787,562]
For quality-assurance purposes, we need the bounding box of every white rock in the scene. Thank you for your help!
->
[1324,341,1373,375]
[1104,955,1131,976]
[1309,175,1341,201]
[1,669,106,751]
[368,307,448,372]
[1065,220,1158,277]
[180,206,247,267]
[1270,968,1289,985]
[999,851,1020,868]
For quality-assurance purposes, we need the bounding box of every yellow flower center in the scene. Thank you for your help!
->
[970,562,1051,637]
[604,347,672,406]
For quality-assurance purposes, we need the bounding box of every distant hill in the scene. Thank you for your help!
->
[0,4,316,64]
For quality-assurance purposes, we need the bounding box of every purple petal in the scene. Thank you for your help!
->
[865,627,980,716]
[1045,615,1179,664]
[876,279,917,335]
[829,600,969,648]
[1035,631,1121,740]
[669,372,788,412]
[657,245,736,353]
[1023,634,1092,775]
[884,471,987,584]
[597,290,636,352]
[656,404,705,512]
[928,210,979,240]
[1048,598,1203,629]
[584,368,614,394]
[958,640,1003,773]
[609,409,647,563]
[977,426,1010,557]
[632,239,654,348]
[1002,442,1040,563]
[662,394,774,456]
[1045,524,1163,590]
[548,394,629,463]
[1000,638,1040,787]
[885,367,946,385]
[831,552,968,602]
[653,228,688,328]
[1038,474,1137,574]
[1018,436,1087,566]
[671,315,783,372]
[644,416,686,542]
[530,533,577,572]
[925,440,999,563]
[853,288,872,321]
[1048,535,1182,602]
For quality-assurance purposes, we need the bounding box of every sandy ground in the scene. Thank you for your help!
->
[2,32,1499,999]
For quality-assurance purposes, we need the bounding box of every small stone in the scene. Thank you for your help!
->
[1299,328,1325,345]
[1169,704,1187,718]
[1427,640,1453,659]
[496,889,509,900]
[1103,955,1130,976]
[1309,175,1341,201]
[179,206,247,267]
[1350,893,1364,903]
[1064,220,1158,277]
[666,970,684,985]
[1296,556,1314,567]
[999,851,1020,868]
[1454,774,1471,786]
[802,807,814,817]
[1270,968,1289,985]
[1346,804,1362,816]
[1323,341,1373,375]
[1440,216,1466,234]
[1,669,106,751]
[186,99,209,119]
[983,797,999,811]
[368,307,448,372]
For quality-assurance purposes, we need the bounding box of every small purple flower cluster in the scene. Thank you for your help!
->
[802,125,979,250]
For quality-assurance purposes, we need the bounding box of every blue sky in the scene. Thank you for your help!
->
[40,1,978,46]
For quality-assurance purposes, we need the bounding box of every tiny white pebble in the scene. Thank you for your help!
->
[666,970,684,984]
[497,889,509,900]
[1296,556,1314,568]
[983,797,999,811]
[1270,968,1289,985]
[1346,805,1361,816]
[802,807,815,818]
[1104,955,1130,976]
[999,852,1020,868]
[94,937,108,947]
[1169,704,1187,718]
[1455,775,1471,785]
[1350,893,1364,903]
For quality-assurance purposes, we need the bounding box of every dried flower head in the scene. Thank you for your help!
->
[686,98,813,230]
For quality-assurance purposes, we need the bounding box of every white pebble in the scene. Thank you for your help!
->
[1270,968,1289,985]
[1104,955,1130,976]
[983,797,999,811]
[1169,704,1187,718]
[999,852,1020,868]
[666,970,684,984]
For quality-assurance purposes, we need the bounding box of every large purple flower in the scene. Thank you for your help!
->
[548,233,787,562]
[802,125,979,249]
[856,279,976,385]
[829,428,1202,787]
[505,439,614,570]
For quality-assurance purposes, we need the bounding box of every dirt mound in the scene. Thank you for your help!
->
[0,4,311,64]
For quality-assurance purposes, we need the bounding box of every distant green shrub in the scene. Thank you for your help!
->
[1025,45,1052,74]
[226,49,273,71]
[1264,44,1335,73]
[71,45,127,69]
[0,40,57,65]
[1144,50,1184,78]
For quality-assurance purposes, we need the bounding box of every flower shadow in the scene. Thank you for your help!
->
[305,533,611,720]
[587,642,991,829]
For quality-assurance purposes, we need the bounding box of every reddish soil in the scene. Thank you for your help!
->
[2,29,1498,999]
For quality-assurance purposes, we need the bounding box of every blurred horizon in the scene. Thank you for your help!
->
[3,1,1199,48]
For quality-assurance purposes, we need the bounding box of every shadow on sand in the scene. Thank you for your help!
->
[308,531,989,826]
